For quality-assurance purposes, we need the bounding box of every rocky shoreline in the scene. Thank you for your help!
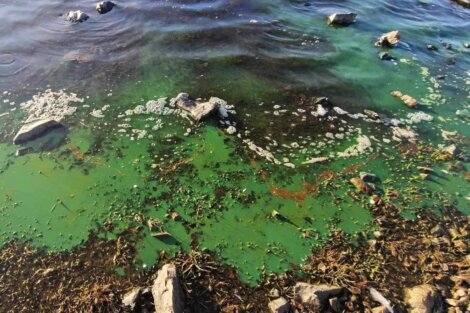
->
[0,204,468,313]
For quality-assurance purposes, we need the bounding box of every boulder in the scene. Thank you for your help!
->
[96,1,115,14]
[152,263,184,313]
[170,93,223,122]
[13,119,61,144]
[268,297,290,313]
[375,31,400,47]
[66,10,89,23]
[327,13,357,26]
[294,283,342,310]
[122,288,142,310]
[404,284,443,313]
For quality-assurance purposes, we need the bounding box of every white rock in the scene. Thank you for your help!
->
[13,119,61,144]
[66,10,89,23]
[152,264,184,313]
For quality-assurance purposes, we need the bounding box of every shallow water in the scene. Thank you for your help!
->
[0,0,469,284]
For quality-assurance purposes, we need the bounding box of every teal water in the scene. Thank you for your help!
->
[0,0,469,284]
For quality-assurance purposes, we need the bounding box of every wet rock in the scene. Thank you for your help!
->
[96,1,115,14]
[122,288,142,310]
[378,52,394,61]
[13,119,61,144]
[391,91,417,109]
[464,43,470,48]
[442,42,452,50]
[66,10,89,23]
[15,147,33,157]
[268,288,280,299]
[226,126,237,135]
[360,172,377,182]
[152,263,184,313]
[446,58,456,65]
[294,283,342,310]
[379,52,394,61]
[327,13,357,26]
[427,44,438,51]
[313,96,331,107]
[375,31,400,48]
[404,284,443,313]
[268,297,290,313]
[453,0,470,7]
[170,93,223,122]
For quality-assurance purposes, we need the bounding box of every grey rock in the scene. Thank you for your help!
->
[427,44,438,51]
[170,93,223,122]
[15,147,33,157]
[66,10,89,23]
[152,264,184,313]
[13,119,61,144]
[268,297,290,313]
[294,283,343,310]
[329,297,342,312]
[96,1,115,14]
[327,13,357,26]
[464,43,470,48]
[122,288,142,310]
[404,284,443,313]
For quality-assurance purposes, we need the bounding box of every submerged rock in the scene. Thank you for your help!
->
[375,31,400,48]
[66,10,89,23]
[391,91,417,109]
[96,1,115,14]
[152,264,184,313]
[327,13,357,26]
[268,297,290,313]
[379,52,394,61]
[427,44,438,51]
[13,119,61,144]
[294,283,342,310]
[464,42,470,48]
[404,284,443,313]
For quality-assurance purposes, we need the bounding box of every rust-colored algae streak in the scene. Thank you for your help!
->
[269,186,308,204]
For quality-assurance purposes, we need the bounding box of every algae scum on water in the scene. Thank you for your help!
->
[0,0,470,285]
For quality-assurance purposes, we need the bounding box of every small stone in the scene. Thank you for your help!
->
[430,225,445,237]
[391,91,417,109]
[455,288,467,298]
[294,283,342,310]
[446,298,459,307]
[96,1,115,14]
[226,126,237,135]
[350,177,370,194]
[443,42,452,50]
[268,297,290,313]
[375,30,400,48]
[405,284,443,313]
[66,10,89,23]
[436,75,446,80]
[327,13,357,26]
[446,58,456,65]
[427,44,438,51]
[379,52,394,60]
[464,43,470,48]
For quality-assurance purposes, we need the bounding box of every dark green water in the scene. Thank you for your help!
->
[0,0,469,284]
